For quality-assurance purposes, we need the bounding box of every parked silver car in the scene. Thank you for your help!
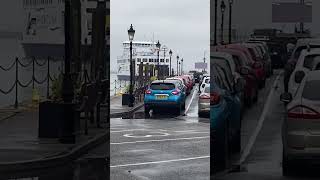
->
[281,70,320,176]
[198,86,210,117]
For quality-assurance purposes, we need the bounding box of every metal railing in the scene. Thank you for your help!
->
[0,57,58,108]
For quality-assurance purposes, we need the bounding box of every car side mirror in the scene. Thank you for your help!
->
[280,92,292,104]
[239,67,250,76]
[294,71,305,84]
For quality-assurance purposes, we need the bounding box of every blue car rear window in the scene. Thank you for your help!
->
[150,83,175,90]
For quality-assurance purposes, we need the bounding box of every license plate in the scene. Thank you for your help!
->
[156,95,168,100]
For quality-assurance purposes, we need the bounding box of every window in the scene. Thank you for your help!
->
[150,83,175,90]
[160,59,164,62]
[137,58,141,62]
[302,80,320,100]
[304,55,320,70]
[149,59,153,62]
[166,59,169,63]
[143,58,148,62]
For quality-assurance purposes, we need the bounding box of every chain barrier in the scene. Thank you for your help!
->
[0,60,16,71]
[0,57,59,108]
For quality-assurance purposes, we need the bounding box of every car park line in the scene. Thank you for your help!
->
[111,136,209,145]
[110,155,210,168]
[184,87,198,115]
[111,129,148,133]
[238,72,282,165]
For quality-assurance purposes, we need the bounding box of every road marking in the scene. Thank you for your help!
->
[123,132,170,138]
[111,129,147,133]
[239,72,282,165]
[184,88,198,115]
[111,136,210,145]
[110,156,210,168]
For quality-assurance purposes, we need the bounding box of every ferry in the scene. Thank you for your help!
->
[117,41,171,81]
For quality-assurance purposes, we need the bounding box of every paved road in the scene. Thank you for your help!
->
[109,86,210,180]
[218,70,320,180]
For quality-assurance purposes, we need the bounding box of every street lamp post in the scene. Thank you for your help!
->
[214,0,218,45]
[176,55,179,76]
[128,24,135,107]
[169,49,172,76]
[220,0,226,44]
[178,61,181,76]
[156,40,161,79]
[228,0,234,44]
[62,0,74,104]
[181,58,184,75]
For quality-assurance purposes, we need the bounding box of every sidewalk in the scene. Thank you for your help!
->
[0,104,108,173]
[110,95,144,118]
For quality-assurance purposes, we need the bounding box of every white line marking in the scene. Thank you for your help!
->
[111,129,147,133]
[123,132,170,138]
[111,136,209,145]
[184,88,198,115]
[110,156,210,168]
[239,73,282,164]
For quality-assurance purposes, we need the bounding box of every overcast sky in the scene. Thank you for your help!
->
[110,0,210,72]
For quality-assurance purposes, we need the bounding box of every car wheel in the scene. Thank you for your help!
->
[214,119,230,171]
[175,104,181,115]
[182,102,186,110]
[144,107,150,117]
[253,88,258,103]
[198,111,203,118]
[231,129,241,153]
[282,150,292,176]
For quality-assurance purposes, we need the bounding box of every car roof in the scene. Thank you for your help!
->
[301,48,320,56]
[151,80,179,84]
[211,51,233,60]
[296,38,320,46]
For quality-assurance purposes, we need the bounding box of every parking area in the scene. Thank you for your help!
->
[110,86,210,180]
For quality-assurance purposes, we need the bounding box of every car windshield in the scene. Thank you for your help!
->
[302,80,320,100]
[204,87,210,93]
[205,78,210,83]
[150,83,175,90]
[304,55,320,70]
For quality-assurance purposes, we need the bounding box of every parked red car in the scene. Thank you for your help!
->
[226,44,266,88]
[177,76,193,95]
[216,47,259,107]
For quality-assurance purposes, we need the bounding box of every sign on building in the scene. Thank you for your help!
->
[195,62,208,69]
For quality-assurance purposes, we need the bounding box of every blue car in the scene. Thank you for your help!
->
[210,52,242,171]
[144,80,186,115]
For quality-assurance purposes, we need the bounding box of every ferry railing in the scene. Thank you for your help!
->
[0,56,60,108]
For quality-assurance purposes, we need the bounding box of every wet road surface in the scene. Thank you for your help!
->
[110,86,210,180]
[219,70,320,180]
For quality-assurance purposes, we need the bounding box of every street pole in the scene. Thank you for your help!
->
[169,50,172,77]
[300,0,305,33]
[203,51,206,73]
[228,0,233,44]
[157,49,160,79]
[181,58,183,75]
[129,41,133,107]
[128,24,135,107]
[176,55,179,76]
[156,40,161,79]
[214,0,218,45]
[62,0,74,103]
[220,0,226,44]
[178,61,181,76]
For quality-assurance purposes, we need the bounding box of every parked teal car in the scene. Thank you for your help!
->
[144,80,186,115]
[211,52,242,172]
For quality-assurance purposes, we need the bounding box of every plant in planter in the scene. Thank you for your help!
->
[38,72,78,143]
